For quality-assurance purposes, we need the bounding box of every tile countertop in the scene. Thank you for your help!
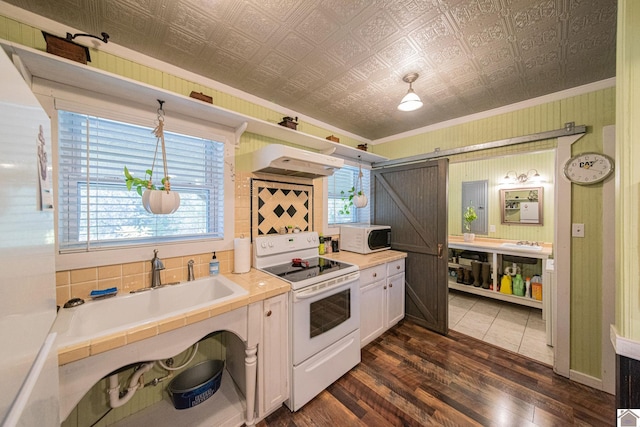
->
[57,269,290,366]
[323,249,407,269]
[448,235,553,258]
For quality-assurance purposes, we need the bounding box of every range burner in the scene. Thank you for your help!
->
[260,257,353,283]
[253,231,358,290]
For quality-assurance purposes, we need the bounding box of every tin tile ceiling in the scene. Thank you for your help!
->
[3,0,617,140]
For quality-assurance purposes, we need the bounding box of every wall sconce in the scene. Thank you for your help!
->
[502,169,541,184]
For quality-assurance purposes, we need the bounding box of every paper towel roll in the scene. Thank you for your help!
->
[234,237,251,274]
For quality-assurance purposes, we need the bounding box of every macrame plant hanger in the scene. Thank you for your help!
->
[353,155,368,208]
[142,99,180,214]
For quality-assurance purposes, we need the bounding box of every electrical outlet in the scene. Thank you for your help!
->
[489,225,496,233]
[572,223,585,237]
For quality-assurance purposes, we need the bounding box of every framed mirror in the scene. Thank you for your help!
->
[500,187,543,225]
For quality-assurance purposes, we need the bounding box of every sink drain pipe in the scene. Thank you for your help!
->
[108,362,155,408]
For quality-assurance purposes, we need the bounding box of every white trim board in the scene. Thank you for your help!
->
[372,78,615,145]
[569,370,607,394]
[611,324,640,361]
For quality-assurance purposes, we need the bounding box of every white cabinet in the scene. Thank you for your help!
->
[257,293,289,418]
[360,264,386,347]
[360,259,405,347]
[386,259,405,327]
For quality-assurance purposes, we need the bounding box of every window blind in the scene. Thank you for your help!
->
[327,165,371,225]
[58,110,225,252]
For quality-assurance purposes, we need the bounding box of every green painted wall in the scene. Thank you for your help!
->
[616,1,640,344]
[377,87,615,379]
[0,11,616,385]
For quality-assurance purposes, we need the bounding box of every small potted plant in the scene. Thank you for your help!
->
[338,186,367,215]
[463,204,477,242]
[124,167,180,214]
[123,100,180,215]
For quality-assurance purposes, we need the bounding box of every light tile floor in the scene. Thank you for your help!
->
[449,289,554,366]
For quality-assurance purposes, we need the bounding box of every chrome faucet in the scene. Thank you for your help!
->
[151,249,165,288]
[187,259,195,281]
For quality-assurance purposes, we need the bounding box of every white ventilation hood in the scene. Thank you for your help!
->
[252,144,344,178]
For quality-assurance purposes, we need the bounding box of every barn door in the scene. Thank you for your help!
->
[372,159,449,334]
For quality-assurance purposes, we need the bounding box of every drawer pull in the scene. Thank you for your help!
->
[396,265,400,270]
[266,310,272,317]
[389,283,393,288]
[373,273,377,278]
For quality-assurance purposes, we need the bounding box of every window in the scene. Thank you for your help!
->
[58,110,225,252]
[327,165,371,225]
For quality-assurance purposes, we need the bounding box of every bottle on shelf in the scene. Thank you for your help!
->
[513,274,525,296]
[500,274,512,294]
[209,252,219,276]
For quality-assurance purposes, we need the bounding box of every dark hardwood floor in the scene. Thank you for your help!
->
[258,319,615,426]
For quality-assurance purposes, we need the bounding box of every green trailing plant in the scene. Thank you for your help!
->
[338,186,364,215]
[124,166,167,196]
[463,204,478,232]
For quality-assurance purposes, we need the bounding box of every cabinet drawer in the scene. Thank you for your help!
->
[360,264,387,287]
[387,259,405,276]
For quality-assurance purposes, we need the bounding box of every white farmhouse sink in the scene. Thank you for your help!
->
[53,275,248,347]
[500,242,543,251]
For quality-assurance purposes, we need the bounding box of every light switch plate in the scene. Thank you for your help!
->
[489,225,496,233]
[572,223,585,237]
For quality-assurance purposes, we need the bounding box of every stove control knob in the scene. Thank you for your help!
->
[268,241,274,248]
[261,242,267,248]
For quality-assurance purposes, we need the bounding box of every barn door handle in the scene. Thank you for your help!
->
[437,243,443,258]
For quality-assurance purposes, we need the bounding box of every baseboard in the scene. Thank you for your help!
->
[611,324,640,361]
[569,369,606,392]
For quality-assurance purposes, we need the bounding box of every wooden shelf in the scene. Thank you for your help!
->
[1,40,388,164]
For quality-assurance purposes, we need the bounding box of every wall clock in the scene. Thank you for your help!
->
[563,152,614,185]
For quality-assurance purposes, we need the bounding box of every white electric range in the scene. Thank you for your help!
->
[253,231,361,411]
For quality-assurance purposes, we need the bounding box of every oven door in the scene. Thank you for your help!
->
[291,272,360,365]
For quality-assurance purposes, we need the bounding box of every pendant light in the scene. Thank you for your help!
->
[397,73,423,112]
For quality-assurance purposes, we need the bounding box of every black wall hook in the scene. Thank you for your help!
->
[66,31,109,44]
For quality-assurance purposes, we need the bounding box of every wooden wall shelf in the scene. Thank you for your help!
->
[0,40,387,164]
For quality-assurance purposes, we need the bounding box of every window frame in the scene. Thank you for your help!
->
[35,84,236,271]
[323,159,372,236]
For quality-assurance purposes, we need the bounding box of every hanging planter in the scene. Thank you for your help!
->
[124,100,180,215]
[142,187,180,214]
[353,157,368,208]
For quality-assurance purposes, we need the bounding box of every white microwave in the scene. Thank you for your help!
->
[339,224,391,254]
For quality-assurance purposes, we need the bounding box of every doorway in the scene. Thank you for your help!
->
[447,151,555,365]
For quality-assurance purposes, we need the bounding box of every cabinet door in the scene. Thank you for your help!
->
[260,294,289,416]
[360,279,386,347]
[386,273,405,327]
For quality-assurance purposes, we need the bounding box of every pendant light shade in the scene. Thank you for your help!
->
[397,73,423,112]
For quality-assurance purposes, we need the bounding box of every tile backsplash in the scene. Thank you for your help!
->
[251,178,313,239]
[55,171,324,306]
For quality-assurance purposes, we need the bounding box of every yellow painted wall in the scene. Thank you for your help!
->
[0,11,617,386]
[449,151,555,242]
[616,1,640,343]
[377,87,615,378]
